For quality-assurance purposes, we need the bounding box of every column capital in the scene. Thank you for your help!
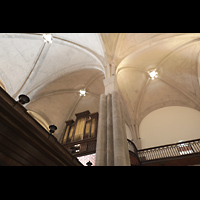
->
[103,65,118,94]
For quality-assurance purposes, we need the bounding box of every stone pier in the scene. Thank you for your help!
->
[95,91,130,166]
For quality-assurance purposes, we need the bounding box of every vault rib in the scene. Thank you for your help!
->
[14,33,106,74]
[29,89,100,105]
[12,42,46,99]
[156,38,200,71]
[117,65,145,74]
[25,64,103,97]
[158,76,200,109]
[135,79,150,124]
[85,73,103,89]
[29,89,79,104]
[67,96,83,121]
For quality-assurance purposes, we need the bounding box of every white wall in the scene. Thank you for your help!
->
[139,106,200,149]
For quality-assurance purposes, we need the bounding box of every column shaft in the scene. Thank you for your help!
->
[112,91,127,166]
[95,94,107,166]
[107,93,114,166]
[120,99,131,166]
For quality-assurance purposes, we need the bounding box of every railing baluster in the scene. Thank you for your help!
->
[172,145,176,156]
[158,147,163,159]
[150,149,153,160]
[150,150,153,160]
[170,145,175,157]
[191,142,196,152]
[197,142,200,152]
[152,149,155,160]
[192,142,198,153]
[194,142,200,152]
[148,150,151,160]
[176,144,181,156]
[144,151,147,160]
[152,150,155,159]
[146,150,149,160]
[156,148,159,158]
[195,142,200,152]
[159,148,162,159]
[168,146,172,157]
[168,146,173,157]
[163,147,167,158]
[173,145,178,156]
[165,146,170,158]
[156,148,159,159]
[145,151,148,160]
[162,147,166,158]
[142,151,144,160]
[170,146,175,157]
[155,149,158,159]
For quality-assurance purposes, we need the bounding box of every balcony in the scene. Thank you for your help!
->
[128,139,200,166]
[0,87,82,166]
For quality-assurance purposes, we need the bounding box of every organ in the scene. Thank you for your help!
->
[61,110,98,159]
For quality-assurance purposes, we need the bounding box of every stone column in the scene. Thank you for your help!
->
[107,93,114,166]
[96,66,131,166]
[95,94,107,166]
[112,91,128,166]
[120,99,131,166]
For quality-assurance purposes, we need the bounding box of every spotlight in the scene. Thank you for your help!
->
[18,94,30,104]
[49,125,57,134]
[79,89,86,96]
[148,69,158,80]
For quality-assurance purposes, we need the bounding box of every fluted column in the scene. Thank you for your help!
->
[95,94,107,166]
[95,91,131,166]
[112,91,128,166]
[120,98,131,166]
[107,93,114,166]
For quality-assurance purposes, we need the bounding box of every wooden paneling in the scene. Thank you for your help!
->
[0,87,82,166]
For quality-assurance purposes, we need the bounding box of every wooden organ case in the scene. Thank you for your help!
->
[61,110,98,158]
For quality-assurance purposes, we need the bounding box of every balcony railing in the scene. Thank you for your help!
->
[127,139,138,155]
[137,139,200,162]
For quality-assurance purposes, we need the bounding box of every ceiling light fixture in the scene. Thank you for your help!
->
[79,89,86,96]
[43,33,53,43]
[148,69,158,80]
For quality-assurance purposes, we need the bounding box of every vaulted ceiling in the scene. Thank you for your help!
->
[1,33,200,142]
[108,33,200,127]
[0,33,105,140]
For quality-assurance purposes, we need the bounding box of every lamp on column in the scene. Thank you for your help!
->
[18,94,30,105]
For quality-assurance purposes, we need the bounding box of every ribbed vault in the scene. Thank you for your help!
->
[1,33,200,144]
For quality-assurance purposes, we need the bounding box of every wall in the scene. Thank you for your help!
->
[139,106,200,149]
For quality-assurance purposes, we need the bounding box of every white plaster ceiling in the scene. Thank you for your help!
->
[107,33,200,131]
[1,33,200,142]
[0,33,105,140]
